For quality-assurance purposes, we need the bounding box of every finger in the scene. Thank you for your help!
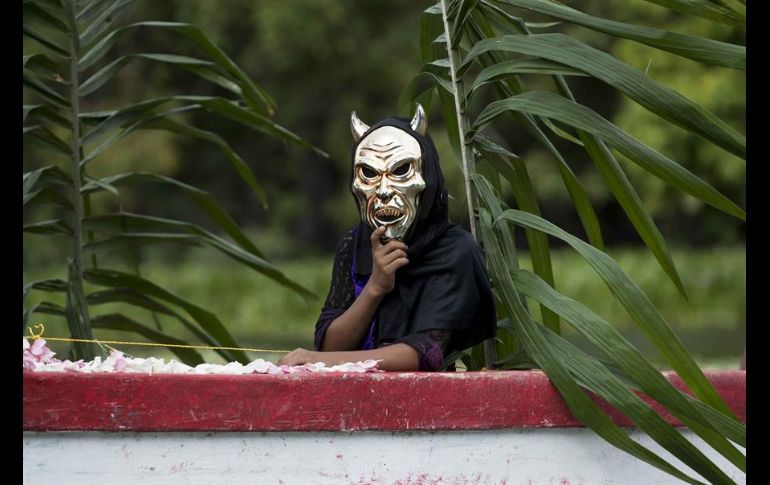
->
[384,257,409,272]
[379,249,408,266]
[382,240,408,253]
[370,226,386,249]
[278,348,302,366]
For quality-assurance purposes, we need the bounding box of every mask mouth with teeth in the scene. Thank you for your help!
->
[350,105,428,241]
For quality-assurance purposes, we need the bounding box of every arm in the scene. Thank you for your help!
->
[320,225,409,351]
[281,343,419,371]
[312,230,358,350]
[320,284,384,350]
[281,226,414,368]
[280,330,453,372]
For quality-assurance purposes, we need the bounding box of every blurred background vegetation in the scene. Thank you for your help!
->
[23,0,744,368]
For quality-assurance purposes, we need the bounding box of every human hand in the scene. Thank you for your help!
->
[365,226,409,298]
[278,348,318,367]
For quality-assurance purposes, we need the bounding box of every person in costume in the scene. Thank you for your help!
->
[278,105,496,371]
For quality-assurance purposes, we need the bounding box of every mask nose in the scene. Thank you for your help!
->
[376,177,392,201]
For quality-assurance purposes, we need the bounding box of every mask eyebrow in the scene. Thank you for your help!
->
[386,156,418,172]
[354,160,383,171]
[358,144,397,162]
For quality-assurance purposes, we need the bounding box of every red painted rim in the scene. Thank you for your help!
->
[23,370,745,432]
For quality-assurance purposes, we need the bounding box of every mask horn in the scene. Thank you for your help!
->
[350,111,370,142]
[410,103,427,136]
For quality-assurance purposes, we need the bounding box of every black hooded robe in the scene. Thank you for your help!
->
[313,117,496,370]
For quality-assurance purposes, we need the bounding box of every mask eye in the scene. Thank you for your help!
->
[360,166,378,179]
[392,163,411,177]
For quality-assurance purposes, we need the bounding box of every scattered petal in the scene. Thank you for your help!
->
[23,339,381,374]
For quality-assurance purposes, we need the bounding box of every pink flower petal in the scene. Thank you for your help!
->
[23,340,382,374]
[29,339,47,356]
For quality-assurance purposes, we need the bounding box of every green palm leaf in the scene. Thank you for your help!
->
[23,186,73,209]
[23,54,66,79]
[76,0,119,23]
[477,208,707,485]
[78,0,133,47]
[83,269,248,363]
[79,53,229,96]
[87,288,220,363]
[581,134,686,297]
[472,91,745,220]
[82,214,315,299]
[23,125,70,156]
[23,219,73,235]
[467,58,587,98]
[23,25,69,57]
[79,108,269,207]
[80,96,328,159]
[494,207,736,418]
[24,104,70,128]
[462,34,745,158]
[24,1,322,362]
[513,268,744,468]
[402,71,455,107]
[451,0,481,48]
[459,16,607,250]
[81,172,263,258]
[490,0,745,69]
[23,1,69,34]
[426,1,744,480]
[24,278,69,294]
[79,21,275,114]
[472,168,527,357]
[90,313,205,366]
[473,153,559,333]
[639,0,745,28]
[22,73,69,108]
[30,301,66,317]
[539,325,741,480]
[24,165,72,198]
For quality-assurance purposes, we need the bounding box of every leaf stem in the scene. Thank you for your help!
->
[65,0,94,359]
[440,0,477,240]
[440,0,497,367]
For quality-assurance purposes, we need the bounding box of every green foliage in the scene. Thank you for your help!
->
[23,246,745,364]
[71,1,441,255]
[22,1,745,480]
[22,1,743,256]
[22,0,321,362]
[609,4,746,240]
[404,0,745,482]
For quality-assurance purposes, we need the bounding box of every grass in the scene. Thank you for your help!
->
[23,245,745,369]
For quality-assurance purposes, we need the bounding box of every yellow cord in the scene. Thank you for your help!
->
[25,323,289,354]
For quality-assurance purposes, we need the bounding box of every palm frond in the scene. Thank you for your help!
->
[23,0,322,364]
[402,1,745,481]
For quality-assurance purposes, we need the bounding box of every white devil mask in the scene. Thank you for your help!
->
[350,105,428,241]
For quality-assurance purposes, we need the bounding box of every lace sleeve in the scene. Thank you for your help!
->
[394,329,453,371]
[313,229,356,350]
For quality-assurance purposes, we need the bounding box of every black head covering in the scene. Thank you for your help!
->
[349,116,496,351]
[350,116,451,272]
